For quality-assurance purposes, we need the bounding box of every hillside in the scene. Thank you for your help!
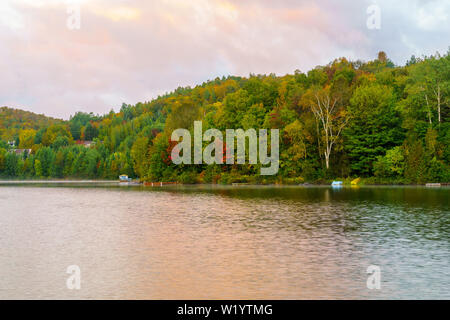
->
[0,51,449,184]
[0,107,63,142]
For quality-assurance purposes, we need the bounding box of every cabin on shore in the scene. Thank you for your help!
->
[8,149,32,158]
[119,174,131,182]
[75,140,95,148]
[331,181,343,187]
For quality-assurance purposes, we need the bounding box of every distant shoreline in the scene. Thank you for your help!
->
[0,180,448,189]
[0,180,117,184]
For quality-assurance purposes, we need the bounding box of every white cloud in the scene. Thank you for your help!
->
[0,0,449,119]
[415,4,448,31]
[0,2,24,30]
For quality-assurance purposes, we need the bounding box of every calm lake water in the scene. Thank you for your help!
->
[0,183,449,299]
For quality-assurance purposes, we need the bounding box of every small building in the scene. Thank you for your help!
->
[119,174,131,182]
[9,149,32,157]
[75,140,95,148]
[331,181,343,187]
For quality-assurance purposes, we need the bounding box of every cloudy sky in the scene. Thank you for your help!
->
[0,0,449,119]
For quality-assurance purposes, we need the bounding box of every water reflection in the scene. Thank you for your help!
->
[0,185,448,299]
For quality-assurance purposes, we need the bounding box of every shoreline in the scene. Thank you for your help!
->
[0,180,117,184]
[0,180,448,188]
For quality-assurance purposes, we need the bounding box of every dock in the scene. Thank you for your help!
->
[143,182,178,187]
[426,183,441,187]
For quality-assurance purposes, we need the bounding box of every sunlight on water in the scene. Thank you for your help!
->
[0,185,448,299]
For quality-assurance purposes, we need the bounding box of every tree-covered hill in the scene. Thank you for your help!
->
[0,51,449,184]
[0,107,64,143]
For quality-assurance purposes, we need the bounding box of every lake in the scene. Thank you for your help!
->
[0,183,449,299]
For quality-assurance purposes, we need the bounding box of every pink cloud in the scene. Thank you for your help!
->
[0,0,448,118]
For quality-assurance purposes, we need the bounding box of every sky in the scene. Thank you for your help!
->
[0,0,449,119]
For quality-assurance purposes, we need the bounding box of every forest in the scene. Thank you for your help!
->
[0,51,449,184]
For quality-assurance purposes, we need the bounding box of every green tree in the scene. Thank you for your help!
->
[147,133,170,181]
[0,148,6,173]
[345,84,404,175]
[42,125,73,146]
[54,150,65,178]
[52,136,71,149]
[374,146,404,178]
[35,147,55,177]
[404,137,426,183]
[34,159,43,178]
[131,136,150,178]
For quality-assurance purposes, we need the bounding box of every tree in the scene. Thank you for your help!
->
[34,159,43,178]
[34,128,46,145]
[35,147,55,177]
[147,133,170,181]
[19,129,36,149]
[23,155,35,177]
[0,148,6,173]
[54,150,65,178]
[131,136,149,178]
[281,120,306,176]
[404,137,426,183]
[82,122,98,141]
[42,125,73,146]
[345,84,404,175]
[120,103,134,121]
[5,153,19,176]
[83,149,101,178]
[63,150,75,177]
[69,112,100,140]
[52,136,70,149]
[69,121,82,140]
[303,86,349,169]
[412,55,450,127]
[165,97,201,133]
[374,146,404,178]
[378,51,387,63]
